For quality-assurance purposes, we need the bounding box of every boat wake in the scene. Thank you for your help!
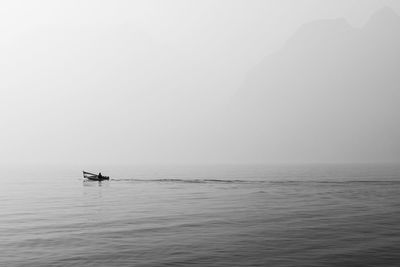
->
[111,178,254,184]
[109,178,400,185]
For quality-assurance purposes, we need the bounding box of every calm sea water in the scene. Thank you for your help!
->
[1,164,399,267]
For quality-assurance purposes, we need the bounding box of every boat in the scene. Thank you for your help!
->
[83,171,110,181]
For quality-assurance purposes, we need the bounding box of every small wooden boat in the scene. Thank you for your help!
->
[83,171,110,181]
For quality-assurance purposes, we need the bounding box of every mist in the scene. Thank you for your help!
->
[1,0,399,165]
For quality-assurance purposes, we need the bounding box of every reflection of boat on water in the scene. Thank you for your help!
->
[83,171,110,181]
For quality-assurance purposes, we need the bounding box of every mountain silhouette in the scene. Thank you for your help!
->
[234,7,400,163]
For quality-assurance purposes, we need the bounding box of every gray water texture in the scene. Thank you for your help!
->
[1,164,399,266]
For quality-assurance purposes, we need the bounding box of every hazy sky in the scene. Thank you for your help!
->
[2,1,400,69]
[1,1,399,165]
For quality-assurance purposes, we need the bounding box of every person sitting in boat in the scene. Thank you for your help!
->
[98,172,103,179]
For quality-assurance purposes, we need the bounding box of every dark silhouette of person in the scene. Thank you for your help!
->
[98,172,102,179]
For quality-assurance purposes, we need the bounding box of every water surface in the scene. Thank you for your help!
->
[1,164,399,266]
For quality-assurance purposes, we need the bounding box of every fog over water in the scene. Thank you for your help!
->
[1,3,400,266]
[0,0,399,165]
